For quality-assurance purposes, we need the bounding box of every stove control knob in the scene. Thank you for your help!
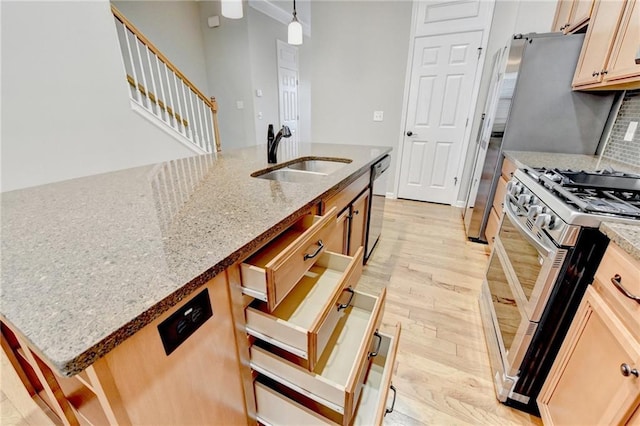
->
[508,182,523,196]
[518,194,534,205]
[528,205,543,219]
[535,213,556,230]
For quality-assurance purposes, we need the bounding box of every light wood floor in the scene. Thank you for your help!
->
[1,199,542,425]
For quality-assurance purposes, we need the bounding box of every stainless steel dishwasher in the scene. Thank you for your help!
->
[365,155,390,262]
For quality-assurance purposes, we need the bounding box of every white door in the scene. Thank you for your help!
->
[276,40,299,146]
[398,31,483,204]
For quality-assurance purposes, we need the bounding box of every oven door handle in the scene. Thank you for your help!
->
[503,195,554,258]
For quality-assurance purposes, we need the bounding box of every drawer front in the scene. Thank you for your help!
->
[245,248,364,370]
[241,208,337,311]
[250,288,387,421]
[254,324,401,426]
[323,172,370,215]
[493,176,508,215]
[593,242,640,340]
[255,381,336,426]
[485,207,500,249]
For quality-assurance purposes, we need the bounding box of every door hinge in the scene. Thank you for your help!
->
[477,47,483,59]
[465,118,469,127]
[454,177,458,185]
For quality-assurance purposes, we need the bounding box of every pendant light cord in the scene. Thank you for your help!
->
[293,0,297,18]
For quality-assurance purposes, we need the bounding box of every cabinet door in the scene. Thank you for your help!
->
[573,0,626,87]
[348,190,369,257]
[538,287,640,425]
[604,0,640,83]
[567,0,594,31]
[326,209,349,255]
[552,0,574,32]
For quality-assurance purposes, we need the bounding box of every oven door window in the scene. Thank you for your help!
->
[497,217,542,302]
[486,243,526,351]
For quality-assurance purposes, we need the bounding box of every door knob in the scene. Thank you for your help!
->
[406,131,413,136]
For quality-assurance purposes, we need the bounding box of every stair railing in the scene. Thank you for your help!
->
[111,5,220,153]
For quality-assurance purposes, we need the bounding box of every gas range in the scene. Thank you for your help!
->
[508,167,640,247]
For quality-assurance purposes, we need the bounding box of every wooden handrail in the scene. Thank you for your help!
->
[126,75,189,127]
[111,5,213,110]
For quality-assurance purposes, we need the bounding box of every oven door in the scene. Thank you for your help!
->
[501,195,568,321]
[482,238,537,385]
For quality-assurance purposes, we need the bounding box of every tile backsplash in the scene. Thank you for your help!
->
[602,89,640,167]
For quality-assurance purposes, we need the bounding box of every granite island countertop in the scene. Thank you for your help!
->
[599,222,640,262]
[503,151,640,175]
[1,143,391,376]
[503,150,640,260]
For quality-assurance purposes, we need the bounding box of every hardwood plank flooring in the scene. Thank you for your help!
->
[358,199,541,425]
[0,199,542,425]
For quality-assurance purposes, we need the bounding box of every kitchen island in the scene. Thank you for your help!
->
[1,143,392,425]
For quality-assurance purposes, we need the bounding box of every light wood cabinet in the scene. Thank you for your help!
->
[348,189,370,257]
[573,0,640,90]
[538,242,640,425]
[484,156,515,249]
[1,273,249,426]
[553,0,594,32]
[322,171,371,258]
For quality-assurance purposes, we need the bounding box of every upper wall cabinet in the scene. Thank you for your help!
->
[572,0,640,90]
[552,0,594,32]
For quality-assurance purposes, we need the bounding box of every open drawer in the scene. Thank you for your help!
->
[241,207,337,312]
[250,288,386,425]
[254,324,401,426]
[246,248,364,371]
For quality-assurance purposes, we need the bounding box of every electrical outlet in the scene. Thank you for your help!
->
[373,111,384,122]
[624,121,638,141]
[236,101,244,110]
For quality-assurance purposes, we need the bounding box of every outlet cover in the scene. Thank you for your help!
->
[236,101,244,110]
[373,111,384,122]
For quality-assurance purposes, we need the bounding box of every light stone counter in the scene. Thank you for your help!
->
[503,150,640,260]
[503,151,640,175]
[599,222,640,262]
[1,143,390,376]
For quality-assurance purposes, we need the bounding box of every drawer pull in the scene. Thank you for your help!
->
[337,287,355,311]
[303,240,324,261]
[610,274,640,304]
[385,385,397,416]
[368,331,382,359]
[621,363,639,378]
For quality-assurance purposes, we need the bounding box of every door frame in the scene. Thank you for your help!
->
[394,0,495,206]
[276,39,299,139]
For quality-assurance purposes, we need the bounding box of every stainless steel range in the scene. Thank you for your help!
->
[479,166,640,415]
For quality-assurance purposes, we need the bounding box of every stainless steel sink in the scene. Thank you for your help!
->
[286,159,349,175]
[252,158,352,182]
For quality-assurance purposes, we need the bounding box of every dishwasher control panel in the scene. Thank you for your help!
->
[158,289,213,355]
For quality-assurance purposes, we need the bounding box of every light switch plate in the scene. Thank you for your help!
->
[373,111,384,122]
[624,121,638,141]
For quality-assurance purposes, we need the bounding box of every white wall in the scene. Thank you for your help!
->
[1,1,196,192]
[310,1,412,194]
[457,0,558,202]
[111,1,210,93]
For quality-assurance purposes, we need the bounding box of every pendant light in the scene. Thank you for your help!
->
[221,0,243,19]
[287,0,303,45]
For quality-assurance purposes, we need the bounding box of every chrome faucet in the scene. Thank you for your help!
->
[267,124,292,163]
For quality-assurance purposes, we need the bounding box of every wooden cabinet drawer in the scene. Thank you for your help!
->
[241,208,337,311]
[254,324,401,426]
[250,288,386,425]
[323,172,369,215]
[485,207,500,249]
[493,176,508,215]
[245,248,364,371]
[592,242,640,340]
[501,157,516,180]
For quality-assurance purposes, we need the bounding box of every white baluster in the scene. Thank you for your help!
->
[195,97,207,152]
[133,36,149,110]
[144,45,160,117]
[201,101,213,153]
[172,73,187,137]
[122,24,142,103]
[154,56,169,125]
